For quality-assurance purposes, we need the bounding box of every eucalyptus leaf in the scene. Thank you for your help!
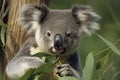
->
[33,52,56,63]
[37,73,46,80]
[33,63,55,74]
[0,20,7,46]
[0,72,5,80]
[0,20,7,28]
[46,56,56,63]
[19,69,34,80]
[34,75,39,80]
[1,27,5,46]
[32,52,50,58]
[59,76,79,80]
[43,63,55,72]
[34,73,45,80]
[97,34,120,56]
[83,52,94,80]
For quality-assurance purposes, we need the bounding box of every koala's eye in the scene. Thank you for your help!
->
[66,32,72,38]
[46,31,51,37]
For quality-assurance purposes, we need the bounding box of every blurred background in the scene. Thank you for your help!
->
[49,0,120,80]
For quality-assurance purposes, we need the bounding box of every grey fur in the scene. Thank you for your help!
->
[6,5,100,80]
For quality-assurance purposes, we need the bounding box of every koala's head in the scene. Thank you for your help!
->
[19,5,100,56]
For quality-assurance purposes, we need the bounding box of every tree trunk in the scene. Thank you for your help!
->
[5,0,49,73]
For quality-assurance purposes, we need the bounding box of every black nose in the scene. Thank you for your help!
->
[54,34,63,50]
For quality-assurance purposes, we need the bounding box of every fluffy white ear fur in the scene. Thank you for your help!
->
[72,5,101,35]
[18,5,42,34]
[18,5,49,35]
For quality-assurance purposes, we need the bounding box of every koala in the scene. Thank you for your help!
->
[6,5,100,80]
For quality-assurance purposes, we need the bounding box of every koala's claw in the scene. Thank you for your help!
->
[56,64,73,77]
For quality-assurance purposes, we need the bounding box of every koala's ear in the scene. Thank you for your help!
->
[18,5,49,33]
[72,5,100,35]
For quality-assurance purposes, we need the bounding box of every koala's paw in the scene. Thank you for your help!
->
[56,64,74,77]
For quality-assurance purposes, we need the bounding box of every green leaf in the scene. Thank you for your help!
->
[19,69,34,80]
[1,27,5,46]
[33,73,45,80]
[0,20,7,46]
[32,63,55,80]
[0,20,7,28]
[46,56,56,63]
[32,52,50,58]
[3,6,9,18]
[33,63,55,74]
[36,73,46,80]
[0,72,5,80]
[33,52,56,63]
[34,75,39,80]
[59,76,79,80]
[83,52,94,80]
[43,63,55,72]
[97,34,120,56]
[41,56,46,62]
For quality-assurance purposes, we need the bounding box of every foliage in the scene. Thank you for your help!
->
[19,53,79,80]
[0,20,7,46]
[0,0,8,79]
[83,52,94,80]
[0,72,5,80]
[97,34,120,56]
[59,76,79,80]
[95,34,120,80]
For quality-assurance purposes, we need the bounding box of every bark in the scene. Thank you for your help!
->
[5,0,49,71]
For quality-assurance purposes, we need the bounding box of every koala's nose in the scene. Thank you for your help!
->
[54,34,63,50]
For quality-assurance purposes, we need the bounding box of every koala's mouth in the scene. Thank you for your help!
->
[50,33,67,55]
[50,47,66,55]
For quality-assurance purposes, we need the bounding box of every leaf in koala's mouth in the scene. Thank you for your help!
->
[32,52,50,58]
[32,52,56,63]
